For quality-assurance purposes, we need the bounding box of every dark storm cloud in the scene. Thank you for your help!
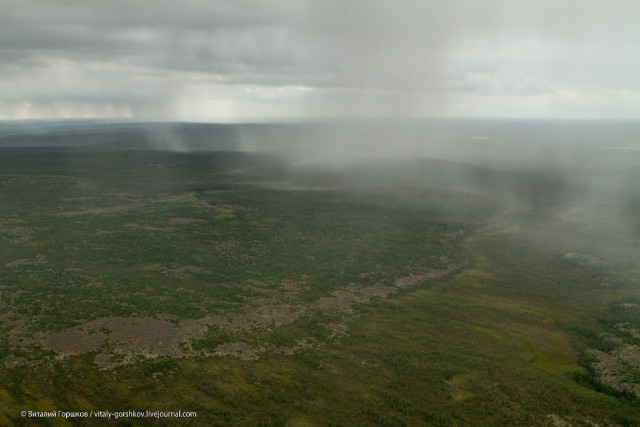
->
[0,0,312,79]
[1,0,639,119]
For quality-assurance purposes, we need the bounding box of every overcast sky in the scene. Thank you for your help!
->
[1,0,639,121]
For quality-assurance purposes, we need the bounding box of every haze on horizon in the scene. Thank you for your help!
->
[2,0,640,122]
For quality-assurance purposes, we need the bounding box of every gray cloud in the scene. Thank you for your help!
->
[1,0,639,120]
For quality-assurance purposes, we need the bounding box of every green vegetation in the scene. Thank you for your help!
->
[1,143,639,425]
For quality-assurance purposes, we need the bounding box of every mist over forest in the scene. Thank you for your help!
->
[3,1,640,424]
[3,118,638,240]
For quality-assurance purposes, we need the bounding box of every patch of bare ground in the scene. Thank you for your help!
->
[28,261,468,366]
[5,255,47,268]
[313,261,467,312]
[93,352,115,369]
[562,252,602,265]
[327,323,348,337]
[39,317,203,368]
[620,302,640,309]
[590,345,640,397]
[188,280,307,331]
[4,355,28,368]
[153,312,176,321]
[44,329,103,354]
[614,321,640,339]
[0,218,25,226]
[314,290,366,311]
[74,179,95,190]
[7,318,37,349]
[90,317,200,355]
[3,225,35,244]
[211,342,261,360]
[546,413,602,427]
[192,302,305,331]
[272,338,315,355]
[394,260,468,288]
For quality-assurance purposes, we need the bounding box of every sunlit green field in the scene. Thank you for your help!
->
[1,144,639,425]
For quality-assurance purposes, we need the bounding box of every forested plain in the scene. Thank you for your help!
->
[1,121,639,425]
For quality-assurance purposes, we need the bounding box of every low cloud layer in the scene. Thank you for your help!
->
[1,0,639,120]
